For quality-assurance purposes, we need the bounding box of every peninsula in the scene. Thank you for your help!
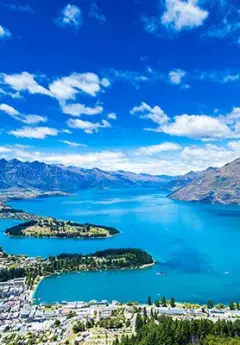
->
[5,218,120,238]
[0,202,120,239]
[0,248,155,284]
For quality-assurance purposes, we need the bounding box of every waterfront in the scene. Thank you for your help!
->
[1,188,240,304]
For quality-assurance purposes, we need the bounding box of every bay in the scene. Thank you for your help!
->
[1,188,240,304]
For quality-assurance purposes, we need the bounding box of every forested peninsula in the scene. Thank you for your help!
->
[5,218,119,238]
[0,248,155,284]
[0,202,119,239]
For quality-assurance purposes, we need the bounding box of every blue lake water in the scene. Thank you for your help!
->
[1,188,240,304]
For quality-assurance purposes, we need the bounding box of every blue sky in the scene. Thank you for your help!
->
[0,0,240,175]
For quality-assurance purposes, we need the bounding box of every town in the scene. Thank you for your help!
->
[1,277,240,345]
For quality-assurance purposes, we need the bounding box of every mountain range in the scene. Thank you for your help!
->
[170,158,240,204]
[0,158,239,205]
[0,158,177,192]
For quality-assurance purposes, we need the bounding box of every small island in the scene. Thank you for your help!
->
[5,218,120,238]
[0,248,155,284]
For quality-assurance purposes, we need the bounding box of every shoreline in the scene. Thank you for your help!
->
[30,261,155,303]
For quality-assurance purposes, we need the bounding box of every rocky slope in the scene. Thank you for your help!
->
[170,158,240,204]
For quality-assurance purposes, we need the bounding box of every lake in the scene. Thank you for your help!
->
[1,187,240,304]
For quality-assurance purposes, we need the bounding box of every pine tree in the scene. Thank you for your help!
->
[229,300,235,310]
[135,313,143,331]
[161,296,167,307]
[170,297,176,308]
[207,300,214,309]
[147,296,152,305]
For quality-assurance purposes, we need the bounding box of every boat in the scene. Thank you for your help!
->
[156,272,167,276]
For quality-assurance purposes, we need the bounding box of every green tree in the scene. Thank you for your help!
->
[207,300,214,309]
[161,296,167,307]
[147,296,152,305]
[170,297,176,308]
[236,302,240,310]
[229,301,235,310]
[135,313,143,331]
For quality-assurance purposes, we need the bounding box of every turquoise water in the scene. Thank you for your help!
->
[1,188,240,304]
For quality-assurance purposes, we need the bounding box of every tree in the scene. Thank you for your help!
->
[207,300,214,309]
[54,319,61,327]
[154,300,160,307]
[135,313,143,331]
[147,296,152,305]
[236,302,240,310]
[229,301,235,311]
[161,296,167,307]
[170,297,176,308]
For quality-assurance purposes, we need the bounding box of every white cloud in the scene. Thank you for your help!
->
[2,71,109,102]
[0,103,18,115]
[0,146,12,153]
[227,141,240,151]
[20,115,47,125]
[132,103,240,140]
[2,72,52,96]
[61,103,103,116]
[0,103,47,124]
[180,144,239,169]
[49,73,104,100]
[0,25,12,39]
[161,114,232,139]
[108,113,117,120]
[130,102,169,126]
[169,69,186,84]
[89,2,106,23]
[161,0,208,31]
[101,78,111,88]
[62,129,72,134]
[1,141,240,176]
[67,118,111,134]
[55,4,83,30]
[60,140,87,148]
[9,126,58,139]
[135,142,182,156]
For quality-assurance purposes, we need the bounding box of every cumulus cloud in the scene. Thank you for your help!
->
[161,0,208,31]
[135,142,182,156]
[55,4,83,30]
[108,113,117,120]
[67,118,111,134]
[9,126,58,139]
[0,103,47,124]
[49,73,108,100]
[0,25,12,39]
[131,102,240,140]
[130,102,169,126]
[169,69,186,84]
[161,114,232,139]
[2,72,52,96]
[89,2,106,23]
[2,71,109,104]
[61,103,103,116]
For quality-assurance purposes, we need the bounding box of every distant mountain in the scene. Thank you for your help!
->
[0,158,174,192]
[170,158,240,204]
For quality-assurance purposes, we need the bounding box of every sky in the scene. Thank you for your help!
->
[0,0,240,175]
